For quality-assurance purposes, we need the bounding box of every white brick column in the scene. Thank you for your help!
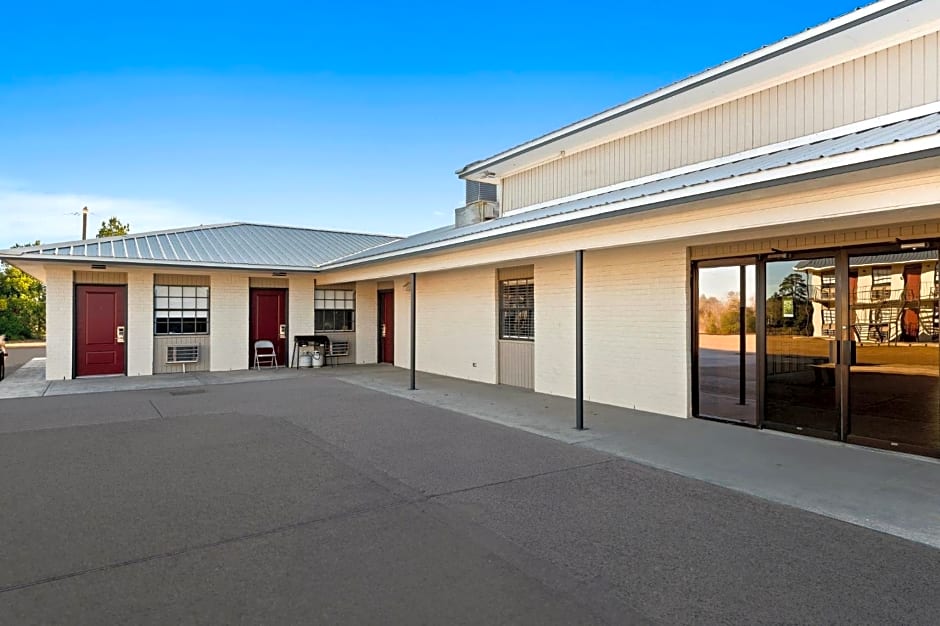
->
[288,274,316,363]
[126,270,153,376]
[210,273,249,371]
[355,280,378,363]
[44,265,73,381]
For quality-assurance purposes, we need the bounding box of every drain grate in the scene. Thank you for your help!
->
[168,388,207,396]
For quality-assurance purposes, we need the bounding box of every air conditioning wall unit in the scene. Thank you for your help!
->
[166,345,200,372]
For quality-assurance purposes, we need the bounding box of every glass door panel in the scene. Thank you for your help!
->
[696,264,757,424]
[764,257,840,436]
[848,248,940,452]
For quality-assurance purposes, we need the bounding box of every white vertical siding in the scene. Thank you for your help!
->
[502,31,940,211]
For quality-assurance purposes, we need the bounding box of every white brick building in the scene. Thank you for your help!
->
[3,0,939,457]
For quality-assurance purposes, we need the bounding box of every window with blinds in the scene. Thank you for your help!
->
[499,278,534,340]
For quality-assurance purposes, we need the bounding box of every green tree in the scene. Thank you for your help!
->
[0,242,46,340]
[97,217,130,237]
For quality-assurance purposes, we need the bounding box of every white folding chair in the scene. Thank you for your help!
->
[253,340,278,370]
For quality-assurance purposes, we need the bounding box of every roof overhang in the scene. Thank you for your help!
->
[458,0,939,181]
[0,254,323,275]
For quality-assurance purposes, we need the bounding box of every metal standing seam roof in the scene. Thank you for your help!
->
[0,223,400,269]
[329,111,940,266]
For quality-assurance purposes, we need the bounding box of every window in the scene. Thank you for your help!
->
[872,267,892,284]
[819,272,836,301]
[500,278,534,340]
[154,285,209,335]
[315,289,355,331]
[871,266,892,301]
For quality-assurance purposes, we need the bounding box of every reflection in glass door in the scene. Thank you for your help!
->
[695,262,757,424]
[847,248,940,453]
[764,257,840,437]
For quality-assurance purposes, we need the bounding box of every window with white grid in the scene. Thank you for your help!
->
[154,285,209,335]
[315,289,355,331]
[499,278,534,340]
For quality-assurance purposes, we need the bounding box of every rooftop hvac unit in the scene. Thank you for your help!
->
[455,200,500,227]
[466,180,498,204]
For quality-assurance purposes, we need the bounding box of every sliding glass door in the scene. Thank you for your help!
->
[695,243,939,457]
[694,261,757,425]
[846,248,939,454]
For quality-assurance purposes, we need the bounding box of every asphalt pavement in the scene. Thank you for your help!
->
[0,374,937,624]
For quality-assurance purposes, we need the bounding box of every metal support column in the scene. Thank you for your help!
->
[575,250,584,430]
[836,249,850,441]
[755,258,767,428]
[739,265,747,405]
[409,272,417,391]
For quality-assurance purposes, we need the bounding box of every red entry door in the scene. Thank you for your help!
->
[378,291,394,364]
[249,289,287,367]
[902,265,922,339]
[75,285,126,377]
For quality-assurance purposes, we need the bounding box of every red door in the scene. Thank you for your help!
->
[249,289,287,367]
[902,265,922,339]
[378,291,394,364]
[75,285,126,377]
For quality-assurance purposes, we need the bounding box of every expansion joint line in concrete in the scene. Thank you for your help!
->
[0,500,410,596]
[426,458,619,499]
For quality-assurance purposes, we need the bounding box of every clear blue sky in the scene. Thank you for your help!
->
[1,0,864,246]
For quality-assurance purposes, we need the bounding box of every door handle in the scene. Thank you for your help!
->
[116,326,126,344]
[381,324,386,338]
[278,324,287,339]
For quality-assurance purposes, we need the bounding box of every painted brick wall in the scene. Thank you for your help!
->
[210,272,249,371]
[44,265,73,381]
[413,266,497,384]
[583,243,690,417]
[355,280,378,363]
[534,254,575,397]
[288,274,316,357]
[126,269,154,376]
[393,277,412,370]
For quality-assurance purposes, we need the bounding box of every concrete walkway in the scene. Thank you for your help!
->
[0,358,302,399]
[2,360,937,549]
[329,365,940,550]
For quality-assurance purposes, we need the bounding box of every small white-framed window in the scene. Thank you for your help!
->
[154,285,209,335]
[315,289,355,331]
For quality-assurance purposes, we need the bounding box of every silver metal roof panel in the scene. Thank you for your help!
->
[334,111,940,265]
[4,223,399,269]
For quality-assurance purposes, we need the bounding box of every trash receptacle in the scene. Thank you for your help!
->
[311,348,325,368]
[299,352,313,368]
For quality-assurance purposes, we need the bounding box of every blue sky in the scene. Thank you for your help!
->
[1,0,864,246]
